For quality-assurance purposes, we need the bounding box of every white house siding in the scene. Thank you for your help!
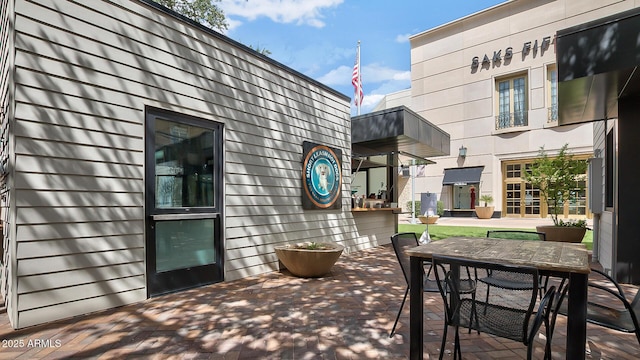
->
[7,0,352,329]
[403,0,640,214]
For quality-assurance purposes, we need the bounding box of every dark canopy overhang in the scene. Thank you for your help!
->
[351,106,450,166]
[556,7,640,125]
[442,166,484,185]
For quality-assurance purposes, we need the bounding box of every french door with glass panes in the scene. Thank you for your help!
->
[503,161,588,219]
[504,163,542,218]
[145,107,224,296]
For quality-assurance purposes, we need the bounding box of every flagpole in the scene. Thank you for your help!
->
[356,40,361,116]
[352,41,363,116]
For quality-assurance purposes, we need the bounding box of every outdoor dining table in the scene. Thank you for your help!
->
[406,236,591,360]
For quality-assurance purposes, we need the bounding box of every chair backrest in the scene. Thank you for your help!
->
[432,255,541,344]
[631,288,640,312]
[588,268,640,334]
[390,232,420,286]
[487,230,546,241]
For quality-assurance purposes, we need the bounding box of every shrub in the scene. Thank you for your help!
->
[406,200,445,217]
[406,201,421,217]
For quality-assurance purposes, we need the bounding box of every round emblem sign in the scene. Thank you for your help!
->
[303,145,342,209]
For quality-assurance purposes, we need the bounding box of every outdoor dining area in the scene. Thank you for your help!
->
[0,235,638,359]
[400,232,591,359]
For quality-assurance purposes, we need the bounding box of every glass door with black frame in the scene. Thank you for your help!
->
[145,107,224,296]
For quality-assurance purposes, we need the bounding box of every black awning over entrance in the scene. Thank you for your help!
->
[442,166,484,185]
[556,6,640,125]
[351,106,450,162]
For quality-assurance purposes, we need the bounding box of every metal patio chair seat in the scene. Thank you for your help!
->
[478,230,549,302]
[433,255,557,360]
[389,232,475,337]
[557,267,640,347]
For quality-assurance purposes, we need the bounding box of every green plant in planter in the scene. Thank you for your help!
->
[480,194,494,207]
[475,194,495,219]
[291,242,332,250]
[556,219,588,228]
[524,143,588,227]
[437,200,444,216]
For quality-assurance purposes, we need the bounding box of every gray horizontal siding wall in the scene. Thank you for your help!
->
[10,0,358,328]
[1,0,14,325]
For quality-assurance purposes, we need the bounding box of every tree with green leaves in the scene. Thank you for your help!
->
[523,143,588,226]
[154,0,228,32]
[154,0,272,56]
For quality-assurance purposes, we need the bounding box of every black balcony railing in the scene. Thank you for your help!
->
[496,111,528,129]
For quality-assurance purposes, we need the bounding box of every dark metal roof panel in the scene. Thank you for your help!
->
[556,7,640,125]
[557,7,640,81]
[351,106,450,159]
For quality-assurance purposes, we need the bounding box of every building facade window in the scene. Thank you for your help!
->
[502,159,590,219]
[566,180,587,215]
[452,184,479,210]
[548,65,558,122]
[496,73,528,129]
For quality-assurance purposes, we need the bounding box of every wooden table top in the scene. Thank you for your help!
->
[406,237,591,274]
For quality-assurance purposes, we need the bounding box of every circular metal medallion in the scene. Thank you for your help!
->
[303,145,342,209]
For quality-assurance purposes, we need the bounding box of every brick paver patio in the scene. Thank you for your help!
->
[0,244,638,359]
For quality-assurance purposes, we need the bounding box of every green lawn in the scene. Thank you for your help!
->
[398,224,593,250]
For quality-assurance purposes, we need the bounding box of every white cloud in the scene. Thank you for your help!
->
[353,79,410,115]
[318,63,410,87]
[316,62,411,115]
[350,94,385,116]
[363,64,410,83]
[316,65,351,85]
[361,93,385,109]
[224,18,244,32]
[220,0,344,28]
[368,79,410,96]
[395,33,412,43]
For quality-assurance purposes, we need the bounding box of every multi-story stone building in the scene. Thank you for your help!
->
[375,0,640,283]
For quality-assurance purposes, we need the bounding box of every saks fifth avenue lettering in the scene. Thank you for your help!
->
[472,36,552,69]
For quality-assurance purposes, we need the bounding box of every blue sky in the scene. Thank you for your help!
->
[218,0,506,115]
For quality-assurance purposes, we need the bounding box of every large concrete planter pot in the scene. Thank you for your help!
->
[274,242,344,278]
[536,225,587,243]
[418,215,439,224]
[474,206,494,219]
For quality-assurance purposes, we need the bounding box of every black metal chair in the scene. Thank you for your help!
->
[389,232,475,337]
[433,255,556,360]
[557,268,640,347]
[478,230,548,303]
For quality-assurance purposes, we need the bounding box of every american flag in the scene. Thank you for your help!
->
[352,43,363,108]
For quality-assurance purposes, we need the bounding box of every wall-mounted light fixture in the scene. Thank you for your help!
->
[459,146,467,158]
